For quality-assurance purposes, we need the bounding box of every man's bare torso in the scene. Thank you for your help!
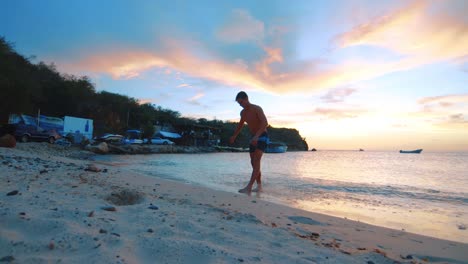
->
[241,104,267,135]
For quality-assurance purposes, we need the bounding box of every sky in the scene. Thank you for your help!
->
[1,0,467,151]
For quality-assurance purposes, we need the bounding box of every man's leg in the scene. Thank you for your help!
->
[239,149,263,193]
[250,152,262,192]
[250,152,262,183]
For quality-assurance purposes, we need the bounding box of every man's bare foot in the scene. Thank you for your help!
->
[238,187,251,194]
[252,186,263,192]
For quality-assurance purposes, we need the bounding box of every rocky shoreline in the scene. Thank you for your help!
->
[85,142,220,155]
[9,142,237,157]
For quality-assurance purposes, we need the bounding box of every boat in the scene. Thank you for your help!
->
[265,142,287,153]
[399,149,423,154]
[359,148,364,151]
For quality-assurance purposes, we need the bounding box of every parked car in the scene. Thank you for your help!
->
[94,133,124,144]
[11,123,61,144]
[124,129,143,144]
[123,138,144,144]
[146,137,174,145]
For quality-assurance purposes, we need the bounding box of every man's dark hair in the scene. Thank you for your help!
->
[235,91,248,101]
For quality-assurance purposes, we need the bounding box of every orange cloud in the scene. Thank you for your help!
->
[59,2,467,94]
[336,0,468,63]
[314,107,367,120]
[418,94,468,105]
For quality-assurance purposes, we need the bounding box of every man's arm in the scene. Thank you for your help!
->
[229,113,245,144]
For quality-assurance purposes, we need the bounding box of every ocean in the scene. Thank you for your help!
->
[93,151,468,243]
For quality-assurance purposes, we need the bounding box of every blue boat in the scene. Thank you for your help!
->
[399,149,423,154]
[265,142,287,153]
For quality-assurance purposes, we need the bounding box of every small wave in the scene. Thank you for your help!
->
[272,178,468,205]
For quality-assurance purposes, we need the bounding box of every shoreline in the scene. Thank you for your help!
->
[1,143,467,263]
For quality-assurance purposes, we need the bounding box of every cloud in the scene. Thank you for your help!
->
[448,113,466,123]
[57,38,451,96]
[177,83,192,88]
[314,107,366,120]
[336,0,468,64]
[321,87,357,103]
[58,1,467,95]
[271,107,367,124]
[418,94,468,105]
[418,94,468,115]
[60,50,167,79]
[187,92,205,105]
[401,94,468,130]
[216,9,265,43]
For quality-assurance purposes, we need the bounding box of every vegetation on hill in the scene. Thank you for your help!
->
[0,37,308,151]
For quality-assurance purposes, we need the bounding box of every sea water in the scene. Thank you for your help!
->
[94,151,468,243]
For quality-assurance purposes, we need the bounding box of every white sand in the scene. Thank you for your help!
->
[1,143,467,263]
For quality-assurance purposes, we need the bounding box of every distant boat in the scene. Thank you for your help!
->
[359,148,364,151]
[400,149,423,154]
[265,142,287,153]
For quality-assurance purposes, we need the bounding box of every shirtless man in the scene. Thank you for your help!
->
[229,91,269,194]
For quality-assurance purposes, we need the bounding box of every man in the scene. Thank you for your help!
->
[229,91,269,194]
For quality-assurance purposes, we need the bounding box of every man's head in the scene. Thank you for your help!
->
[235,91,249,108]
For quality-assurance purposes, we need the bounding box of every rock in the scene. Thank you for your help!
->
[85,142,109,154]
[99,229,107,234]
[148,205,159,210]
[101,206,117,212]
[106,144,127,154]
[0,256,15,262]
[147,228,154,233]
[85,164,101,172]
[6,190,19,196]
[400,254,413,260]
[105,189,144,206]
[0,134,16,148]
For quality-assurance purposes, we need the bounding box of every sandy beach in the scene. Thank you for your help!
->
[1,143,467,264]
